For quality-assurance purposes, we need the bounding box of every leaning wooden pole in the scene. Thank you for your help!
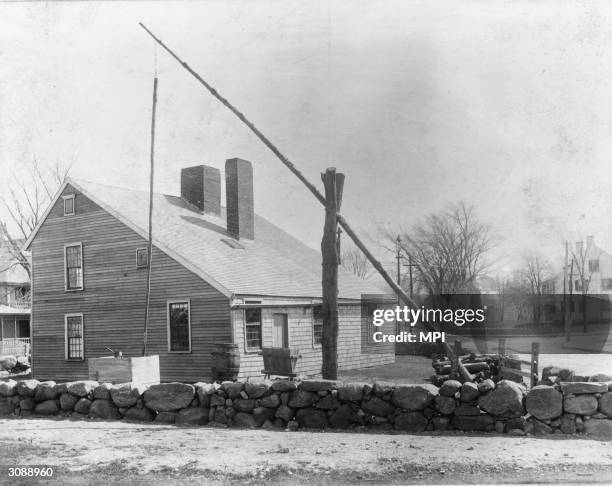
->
[139,24,470,380]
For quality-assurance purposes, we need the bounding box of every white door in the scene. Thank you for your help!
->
[272,314,288,348]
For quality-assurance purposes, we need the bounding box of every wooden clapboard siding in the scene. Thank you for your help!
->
[31,184,231,383]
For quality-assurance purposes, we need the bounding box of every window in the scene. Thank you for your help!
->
[603,278,612,291]
[312,305,323,345]
[65,314,84,360]
[136,248,149,268]
[65,243,83,290]
[245,308,262,350]
[63,194,75,216]
[167,301,191,352]
[574,279,583,292]
[589,259,600,273]
[362,301,379,344]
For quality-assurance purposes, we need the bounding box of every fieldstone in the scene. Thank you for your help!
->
[93,383,113,400]
[275,405,294,422]
[287,420,299,430]
[599,392,612,418]
[296,408,328,429]
[532,420,553,434]
[244,382,270,399]
[225,407,236,420]
[584,419,612,436]
[253,406,276,426]
[525,385,563,420]
[288,390,315,408]
[220,382,243,399]
[576,416,585,432]
[143,383,195,412]
[361,397,395,417]
[34,400,59,415]
[16,380,39,397]
[260,393,281,408]
[337,383,364,402]
[495,421,505,433]
[233,412,258,428]
[110,383,147,408]
[300,379,337,392]
[314,394,341,410]
[74,398,92,415]
[330,404,353,429]
[53,383,69,395]
[155,411,177,423]
[0,355,17,371]
[0,380,17,397]
[280,392,290,405]
[0,399,15,415]
[439,380,462,397]
[564,394,598,415]
[478,379,495,394]
[452,414,494,431]
[67,381,98,397]
[454,404,481,416]
[434,396,456,415]
[121,407,153,422]
[561,382,608,394]
[34,382,58,402]
[391,384,438,411]
[210,394,225,407]
[194,382,216,408]
[506,417,527,430]
[560,416,576,434]
[593,413,607,419]
[478,380,525,417]
[271,380,298,392]
[89,399,121,419]
[394,412,428,432]
[233,398,256,412]
[460,382,480,403]
[60,393,79,410]
[373,382,394,397]
[176,407,209,425]
[19,398,36,411]
[433,416,450,431]
[508,428,525,435]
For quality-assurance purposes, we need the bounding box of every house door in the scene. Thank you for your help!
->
[272,314,288,348]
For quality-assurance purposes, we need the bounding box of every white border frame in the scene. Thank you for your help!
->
[167,299,192,353]
[135,247,148,268]
[64,313,84,361]
[62,194,75,216]
[64,242,84,291]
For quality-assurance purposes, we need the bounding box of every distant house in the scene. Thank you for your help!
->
[23,159,394,383]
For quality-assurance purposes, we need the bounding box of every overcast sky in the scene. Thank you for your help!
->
[2,1,612,275]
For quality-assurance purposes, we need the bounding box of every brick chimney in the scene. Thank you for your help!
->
[225,158,254,240]
[180,165,221,216]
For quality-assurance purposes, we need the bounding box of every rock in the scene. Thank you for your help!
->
[361,396,395,417]
[478,379,495,394]
[590,374,612,382]
[0,380,17,397]
[233,398,256,412]
[34,400,59,416]
[288,390,315,409]
[124,407,155,422]
[19,398,36,411]
[233,412,258,428]
[314,395,340,410]
[74,398,92,415]
[391,384,438,411]
[433,416,450,431]
[330,404,353,429]
[584,419,612,436]
[220,382,243,399]
[576,416,585,432]
[564,394,598,415]
[155,411,177,424]
[110,383,147,408]
[561,382,608,394]
[394,412,428,432]
[599,392,612,418]
[454,404,481,416]
[532,420,553,434]
[280,392,290,405]
[506,417,527,430]
[508,428,525,435]
[194,382,216,408]
[439,380,462,397]
[16,380,39,397]
[525,385,563,420]
[244,382,270,399]
[67,381,98,397]
[210,394,225,407]
[275,405,294,422]
[271,380,297,392]
[460,382,480,403]
[0,355,17,371]
[93,383,113,400]
[373,382,394,397]
[337,383,364,401]
[176,407,209,425]
[296,408,328,429]
[60,393,79,410]
[225,407,236,420]
[143,383,195,412]
[434,396,456,415]
[478,380,525,417]
[560,416,576,434]
[452,414,494,431]
[287,420,299,431]
[89,399,121,419]
[34,382,58,402]
[495,421,505,433]
[260,393,281,408]
[253,406,276,426]
[261,420,277,430]
[300,380,337,392]
[0,399,16,415]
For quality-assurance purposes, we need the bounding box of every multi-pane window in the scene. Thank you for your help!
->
[312,305,323,345]
[589,259,600,273]
[65,244,83,290]
[362,301,379,344]
[168,301,190,352]
[65,314,84,360]
[245,308,262,350]
[136,248,149,268]
[63,195,75,216]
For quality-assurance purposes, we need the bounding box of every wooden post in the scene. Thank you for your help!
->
[453,340,462,356]
[321,168,342,380]
[498,337,506,356]
[531,342,539,387]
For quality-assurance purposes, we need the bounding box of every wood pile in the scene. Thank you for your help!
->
[431,353,525,386]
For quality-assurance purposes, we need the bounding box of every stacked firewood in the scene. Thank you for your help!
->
[430,353,518,386]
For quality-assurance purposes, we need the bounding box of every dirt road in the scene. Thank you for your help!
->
[1,417,612,485]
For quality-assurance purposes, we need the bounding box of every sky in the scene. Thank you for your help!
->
[1,0,612,277]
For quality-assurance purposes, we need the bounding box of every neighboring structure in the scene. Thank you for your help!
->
[0,240,31,356]
[24,159,394,383]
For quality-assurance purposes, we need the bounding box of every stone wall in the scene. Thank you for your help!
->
[0,378,611,436]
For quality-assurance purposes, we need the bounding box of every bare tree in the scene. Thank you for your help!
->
[341,245,371,279]
[570,240,599,333]
[0,159,71,278]
[514,254,553,324]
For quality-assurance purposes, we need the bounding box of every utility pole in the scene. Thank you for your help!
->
[408,254,414,298]
[563,241,569,342]
[396,236,402,306]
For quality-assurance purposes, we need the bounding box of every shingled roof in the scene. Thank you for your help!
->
[25,178,386,300]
